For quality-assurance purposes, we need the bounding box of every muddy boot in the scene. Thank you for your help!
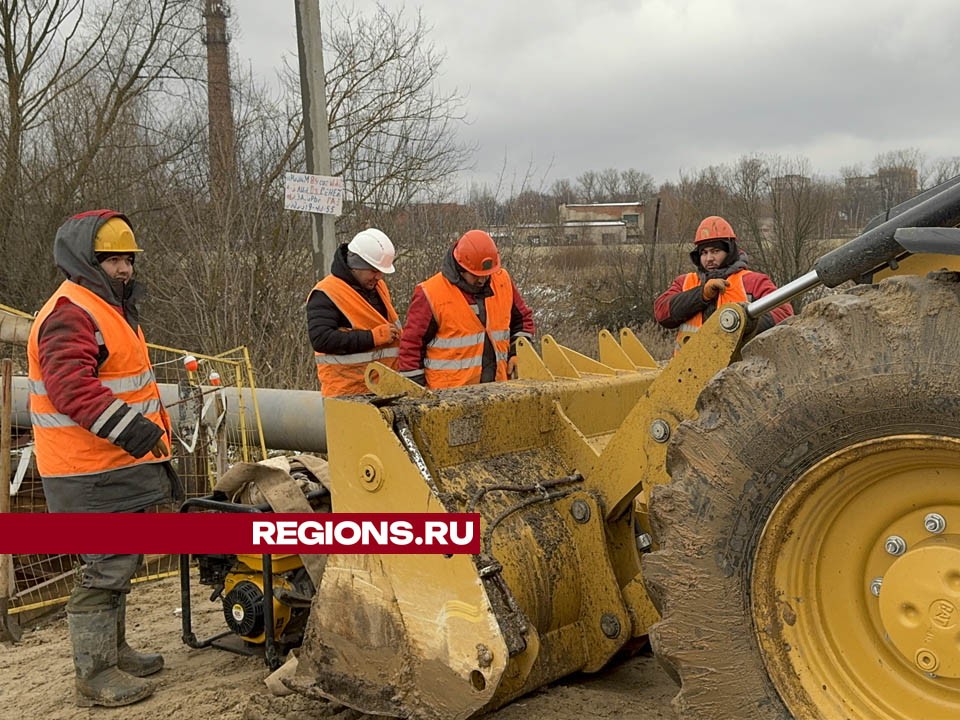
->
[117,593,164,677]
[67,589,153,708]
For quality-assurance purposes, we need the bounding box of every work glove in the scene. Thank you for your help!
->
[371,323,401,346]
[151,437,169,458]
[114,413,166,459]
[507,356,518,379]
[702,278,730,301]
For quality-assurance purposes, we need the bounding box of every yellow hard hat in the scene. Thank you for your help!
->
[94,217,141,253]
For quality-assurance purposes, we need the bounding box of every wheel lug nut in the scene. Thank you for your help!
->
[924,513,946,534]
[870,578,883,597]
[884,535,907,556]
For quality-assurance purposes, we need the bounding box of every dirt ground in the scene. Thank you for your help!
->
[0,574,678,720]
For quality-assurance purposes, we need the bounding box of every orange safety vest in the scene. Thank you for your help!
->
[675,270,750,352]
[27,281,172,478]
[310,276,400,397]
[420,269,513,388]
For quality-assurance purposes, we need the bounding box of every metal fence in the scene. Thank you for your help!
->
[2,330,267,619]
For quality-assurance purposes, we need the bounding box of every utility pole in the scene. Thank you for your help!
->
[294,0,337,278]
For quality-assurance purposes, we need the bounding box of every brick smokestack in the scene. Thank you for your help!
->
[203,0,237,198]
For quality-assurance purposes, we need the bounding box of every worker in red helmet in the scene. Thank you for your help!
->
[654,216,793,352]
[27,210,182,707]
[398,230,535,388]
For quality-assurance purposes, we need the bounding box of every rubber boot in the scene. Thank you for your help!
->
[68,601,154,707]
[117,594,164,677]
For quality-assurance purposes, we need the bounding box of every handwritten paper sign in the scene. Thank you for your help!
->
[284,172,345,216]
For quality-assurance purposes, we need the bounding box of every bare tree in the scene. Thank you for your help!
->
[0,0,202,309]
[621,168,655,202]
[0,0,100,250]
[576,170,598,202]
[929,156,960,186]
[663,156,837,287]
[763,156,837,283]
[322,2,472,213]
[725,155,770,267]
[598,167,622,200]
[550,178,577,205]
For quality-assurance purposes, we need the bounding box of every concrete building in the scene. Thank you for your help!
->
[558,202,644,245]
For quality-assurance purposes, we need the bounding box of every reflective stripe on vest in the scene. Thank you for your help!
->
[420,269,513,388]
[310,275,400,397]
[26,280,172,478]
[674,270,750,352]
[315,347,400,365]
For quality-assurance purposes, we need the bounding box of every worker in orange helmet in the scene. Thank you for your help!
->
[654,215,793,353]
[398,230,535,388]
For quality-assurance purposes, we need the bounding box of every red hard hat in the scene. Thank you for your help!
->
[694,216,736,246]
[453,230,501,276]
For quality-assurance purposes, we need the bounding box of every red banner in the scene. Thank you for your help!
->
[0,513,481,554]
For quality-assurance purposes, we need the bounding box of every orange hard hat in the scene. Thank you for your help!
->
[694,216,736,246]
[453,230,501,276]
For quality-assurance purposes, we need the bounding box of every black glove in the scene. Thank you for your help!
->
[115,413,165,459]
[94,403,165,459]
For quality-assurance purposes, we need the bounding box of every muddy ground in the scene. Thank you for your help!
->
[0,574,678,720]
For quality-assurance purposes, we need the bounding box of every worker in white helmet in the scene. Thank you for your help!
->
[306,228,402,397]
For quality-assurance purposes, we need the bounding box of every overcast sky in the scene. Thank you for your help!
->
[228,0,960,191]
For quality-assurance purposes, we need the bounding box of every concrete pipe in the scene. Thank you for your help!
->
[11,378,327,454]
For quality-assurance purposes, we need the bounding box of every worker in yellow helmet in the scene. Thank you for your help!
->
[27,210,182,707]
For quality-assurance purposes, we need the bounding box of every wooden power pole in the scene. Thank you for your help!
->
[294,0,337,278]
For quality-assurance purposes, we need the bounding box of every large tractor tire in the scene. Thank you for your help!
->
[643,272,960,720]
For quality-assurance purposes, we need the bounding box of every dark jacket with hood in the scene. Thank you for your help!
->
[653,238,793,334]
[397,244,535,385]
[33,210,179,513]
[306,243,389,355]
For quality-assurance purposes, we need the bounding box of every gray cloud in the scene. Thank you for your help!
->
[230,0,960,188]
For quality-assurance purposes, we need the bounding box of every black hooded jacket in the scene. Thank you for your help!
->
[306,243,389,355]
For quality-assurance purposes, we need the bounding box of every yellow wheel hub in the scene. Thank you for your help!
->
[879,541,960,679]
[752,435,960,719]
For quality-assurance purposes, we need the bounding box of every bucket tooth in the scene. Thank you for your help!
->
[598,329,638,371]
[618,328,658,369]
[540,336,581,378]
[514,337,553,381]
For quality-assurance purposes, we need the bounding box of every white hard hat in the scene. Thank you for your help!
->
[347,228,396,274]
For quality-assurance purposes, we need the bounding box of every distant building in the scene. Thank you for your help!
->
[557,202,644,245]
[485,202,646,247]
[844,168,918,230]
[490,223,557,247]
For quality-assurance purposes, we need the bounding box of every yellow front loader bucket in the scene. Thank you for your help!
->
[292,319,747,719]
